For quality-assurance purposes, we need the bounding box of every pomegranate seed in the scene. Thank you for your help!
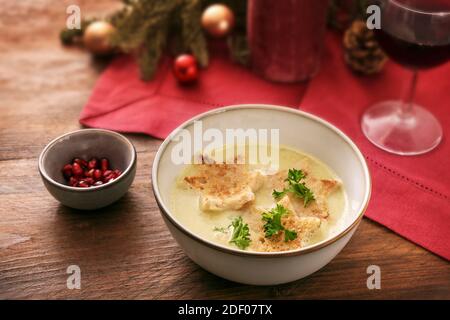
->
[62,164,73,179]
[93,169,102,180]
[103,173,114,182]
[100,158,109,171]
[88,158,98,169]
[85,168,94,178]
[62,156,120,188]
[69,177,78,186]
[77,180,89,187]
[73,158,88,168]
[72,162,84,176]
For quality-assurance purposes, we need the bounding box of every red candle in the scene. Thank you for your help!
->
[248,0,330,82]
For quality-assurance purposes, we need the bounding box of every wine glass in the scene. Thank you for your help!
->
[361,0,450,155]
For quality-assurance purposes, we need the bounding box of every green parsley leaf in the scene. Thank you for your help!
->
[272,168,315,207]
[290,182,315,207]
[213,226,227,233]
[284,229,298,242]
[262,204,286,237]
[262,204,297,242]
[272,189,286,199]
[285,168,306,184]
[229,217,251,250]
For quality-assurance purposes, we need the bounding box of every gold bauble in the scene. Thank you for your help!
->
[201,4,235,38]
[83,21,116,55]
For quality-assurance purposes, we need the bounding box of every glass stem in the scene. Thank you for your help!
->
[401,69,418,115]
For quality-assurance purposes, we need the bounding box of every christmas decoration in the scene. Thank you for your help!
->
[110,0,208,81]
[328,0,368,31]
[173,54,199,84]
[224,0,249,65]
[60,1,245,81]
[227,33,249,65]
[343,20,387,75]
[59,1,384,81]
[83,21,117,55]
[201,4,235,38]
[60,19,95,45]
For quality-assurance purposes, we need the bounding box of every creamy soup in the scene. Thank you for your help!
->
[170,145,347,252]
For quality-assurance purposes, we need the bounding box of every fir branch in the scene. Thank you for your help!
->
[180,0,208,67]
[60,18,95,45]
[62,0,250,80]
[228,33,249,66]
[111,0,178,80]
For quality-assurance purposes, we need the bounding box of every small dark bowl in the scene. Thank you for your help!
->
[38,129,137,210]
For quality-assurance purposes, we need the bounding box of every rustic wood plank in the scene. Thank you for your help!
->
[0,0,448,300]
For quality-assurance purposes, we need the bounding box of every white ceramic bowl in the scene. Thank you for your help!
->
[152,105,371,285]
[39,129,137,210]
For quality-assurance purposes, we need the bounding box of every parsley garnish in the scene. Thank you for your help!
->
[272,189,286,199]
[272,168,315,207]
[262,204,298,242]
[290,181,315,207]
[229,217,251,250]
[286,168,306,184]
[284,229,298,242]
[213,226,227,233]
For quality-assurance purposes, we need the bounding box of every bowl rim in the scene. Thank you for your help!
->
[38,128,136,192]
[152,104,371,257]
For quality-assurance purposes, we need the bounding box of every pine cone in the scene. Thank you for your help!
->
[343,20,388,75]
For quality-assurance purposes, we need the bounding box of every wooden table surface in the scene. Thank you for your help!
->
[0,0,448,300]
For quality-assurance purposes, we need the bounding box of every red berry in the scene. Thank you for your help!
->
[72,162,84,176]
[64,156,121,188]
[85,168,95,178]
[94,169,102,180]
[100,158,109,171]
[69,177,78,187]
[73,158,88,168]
[84,178,94,186]
[113,169,122,178]
[78,180,89,187]
[62,164,73,179]
[103,172,114,183]
[88,158,98,169]
[173,54,198,84]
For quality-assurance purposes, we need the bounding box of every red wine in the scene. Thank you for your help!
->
[375,29,450,69]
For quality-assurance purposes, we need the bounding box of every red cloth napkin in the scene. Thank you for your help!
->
[80,34,450,260]
[301,34,450,261]
[80,45,308,139]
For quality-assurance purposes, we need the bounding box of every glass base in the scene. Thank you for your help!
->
[361,100,443,156]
